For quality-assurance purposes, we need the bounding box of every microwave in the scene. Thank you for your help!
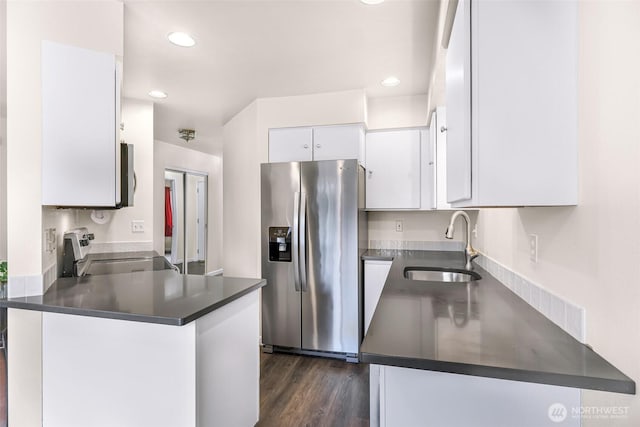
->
[118,143,135,208]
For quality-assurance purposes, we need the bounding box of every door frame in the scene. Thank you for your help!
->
[165,178,179,264]
[165,167,208,275]
[196,180,207,262]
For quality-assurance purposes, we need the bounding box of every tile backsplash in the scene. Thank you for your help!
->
[90,241,154,253]
[369,240,464,251]
[475,254,586,343]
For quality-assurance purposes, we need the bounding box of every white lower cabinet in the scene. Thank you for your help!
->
[41,291,260,427]
[364,260,392,334]
[371,365,581,427]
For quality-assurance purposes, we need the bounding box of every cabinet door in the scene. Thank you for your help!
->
[445,0,472,203]
[472,0,577,206]
[268,127,313,162]
[42,41,117,206]
[364,260,392,334]
[420,129,435,210]
[434,107,452,210]
[366,130,421,209]
[312,125,363,163]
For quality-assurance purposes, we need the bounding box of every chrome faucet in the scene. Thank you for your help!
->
[445,211,479,270]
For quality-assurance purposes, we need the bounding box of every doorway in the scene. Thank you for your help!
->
[164,169,208,275]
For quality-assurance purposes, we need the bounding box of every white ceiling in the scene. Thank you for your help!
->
[123,0,441,155]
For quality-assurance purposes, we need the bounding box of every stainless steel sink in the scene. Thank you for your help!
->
[404,268,481,283]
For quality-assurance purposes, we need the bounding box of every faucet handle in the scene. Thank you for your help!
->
[465,246,479,270]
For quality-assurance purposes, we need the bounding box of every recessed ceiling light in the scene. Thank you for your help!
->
[361,0,384,4]
[167,32,196,47]
[381,76,400,87]
[148,90,168,99]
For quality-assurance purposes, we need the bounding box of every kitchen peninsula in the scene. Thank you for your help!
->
[1,271,265,427]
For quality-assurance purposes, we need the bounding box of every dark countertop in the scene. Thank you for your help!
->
[360,249,635,395]
[0,271,266,326]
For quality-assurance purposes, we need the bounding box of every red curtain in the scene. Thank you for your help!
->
[164,187,173,236]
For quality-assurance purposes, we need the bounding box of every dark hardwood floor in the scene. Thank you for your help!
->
[257,353,370,427]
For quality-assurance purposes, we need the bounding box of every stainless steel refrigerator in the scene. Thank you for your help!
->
[261,159,367,361]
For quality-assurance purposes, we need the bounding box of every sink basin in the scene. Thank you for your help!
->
[404,267,481,283]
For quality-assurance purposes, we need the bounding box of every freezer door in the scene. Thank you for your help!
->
[300,160,360,354]
[261,162,301,349]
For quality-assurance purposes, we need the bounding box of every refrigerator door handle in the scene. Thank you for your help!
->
[292,191,301,292]
[299,192,308,292]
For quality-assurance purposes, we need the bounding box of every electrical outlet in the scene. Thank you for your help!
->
[529,234,538,263]
[395,220,403,233]
[131,220,145,233]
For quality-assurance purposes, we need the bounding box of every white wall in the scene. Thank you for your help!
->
[222,101,259,277]
[473,2,640,424]
[0,0,6,261]
[154,140,222,272]
[0,116,5,261]
[369,210,473,246]
[222,89,366,277]
[366,94,428,130]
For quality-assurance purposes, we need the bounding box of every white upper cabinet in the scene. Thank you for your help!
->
[445,1,472,204]
[419,128,435,210]
[445,0,578,207]
[366,129,421,210]
[42,41,121,207]
[312,125,363,163]
[268,124,364,164]
[268,127,313,162]
[433,107,452,210]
